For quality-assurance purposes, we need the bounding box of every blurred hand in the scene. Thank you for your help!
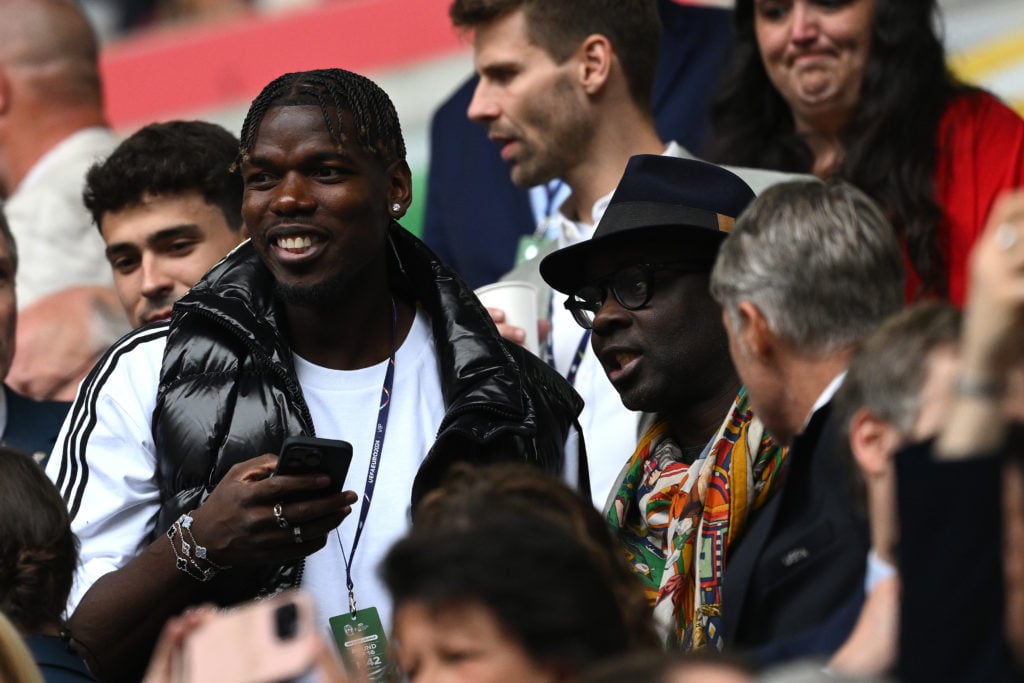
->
[141,605,217,683]
[962,190,1024,377]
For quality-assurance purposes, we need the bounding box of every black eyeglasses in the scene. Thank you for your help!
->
[563,263,697,329]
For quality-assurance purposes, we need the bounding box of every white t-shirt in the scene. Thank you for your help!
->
[48,310,444,635]
[296,310,444,630]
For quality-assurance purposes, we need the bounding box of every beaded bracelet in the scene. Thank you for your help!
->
[166,512,229,582]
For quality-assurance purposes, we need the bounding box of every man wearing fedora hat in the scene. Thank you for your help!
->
[541,155,786,651]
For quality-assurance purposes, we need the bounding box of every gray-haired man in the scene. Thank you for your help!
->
[710,180,906,659]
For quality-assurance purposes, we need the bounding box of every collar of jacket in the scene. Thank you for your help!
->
[172,223,539,440]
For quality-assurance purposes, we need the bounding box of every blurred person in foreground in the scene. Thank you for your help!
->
[709,180,904,660]
[895,190,1024,681]
[414,461,660,653]
[0,446,93,681]
[382,512,634,682]
[0,611,45,683]
[707,0,1024,305]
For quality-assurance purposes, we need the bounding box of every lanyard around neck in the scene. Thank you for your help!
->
[339,299,398,615]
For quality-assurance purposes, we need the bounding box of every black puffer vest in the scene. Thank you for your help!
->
[150,226,584,601]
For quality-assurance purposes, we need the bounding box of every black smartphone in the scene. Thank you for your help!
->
[273,436,353,499]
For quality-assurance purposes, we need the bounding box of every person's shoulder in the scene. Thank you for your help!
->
[80,322,169,396]
[942,90,1024,134]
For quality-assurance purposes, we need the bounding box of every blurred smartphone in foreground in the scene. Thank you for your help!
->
[180,590,319,683]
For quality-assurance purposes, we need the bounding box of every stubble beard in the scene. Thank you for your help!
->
[507,75,592,190]
[273,270,351,308]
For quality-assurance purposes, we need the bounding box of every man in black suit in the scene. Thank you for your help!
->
[0,208,70,464]
[709,180,906,661]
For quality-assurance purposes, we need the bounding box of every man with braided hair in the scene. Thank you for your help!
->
[46,68,584,681]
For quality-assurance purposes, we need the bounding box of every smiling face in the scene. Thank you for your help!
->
[467,8,592,189]
[101,191,243,328]
[239,105,410,308]
[393,600,563,683]
[586,242,731,415]
[753,0,875,131]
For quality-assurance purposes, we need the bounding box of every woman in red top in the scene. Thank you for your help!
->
[706,0,1024,304]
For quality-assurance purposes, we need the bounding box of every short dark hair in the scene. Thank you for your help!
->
[237,69,406,171]
[449,0,661,110]
[0,447,79,634]
[83,120,244,233]
[382,512,632,675]
[0,208,19,275]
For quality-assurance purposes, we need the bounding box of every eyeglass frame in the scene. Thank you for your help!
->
[562,262,705,330]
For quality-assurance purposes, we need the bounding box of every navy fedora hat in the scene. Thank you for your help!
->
[540,155,755,294]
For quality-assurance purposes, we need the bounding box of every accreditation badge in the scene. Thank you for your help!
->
[329,607,396,682]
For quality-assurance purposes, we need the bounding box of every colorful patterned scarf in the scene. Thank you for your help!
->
[607,388,786,650]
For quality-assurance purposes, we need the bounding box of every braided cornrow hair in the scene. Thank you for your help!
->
[236,68,406,170]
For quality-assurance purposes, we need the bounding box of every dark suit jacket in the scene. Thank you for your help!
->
[422,74,536,290]
[721,403,869,658]
[2,384,70,466]
[896,441,1021,682]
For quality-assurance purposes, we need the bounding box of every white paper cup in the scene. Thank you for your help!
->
[474,281,540,355]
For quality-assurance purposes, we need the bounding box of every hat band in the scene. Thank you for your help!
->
[598,201,735,236]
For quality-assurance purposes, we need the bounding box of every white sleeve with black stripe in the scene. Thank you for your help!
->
[45,323,169,615]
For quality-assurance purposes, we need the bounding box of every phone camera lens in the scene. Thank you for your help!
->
[275,602,299,640]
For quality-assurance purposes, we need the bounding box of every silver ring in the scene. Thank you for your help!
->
[273,502,290,529]
[293,526,303,544]
[996,222,1018,252]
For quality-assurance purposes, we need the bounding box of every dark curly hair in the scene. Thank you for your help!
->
[0,447,79,635]
[706,0,974,297]
[83,120,244,233]
[236,68,406,171]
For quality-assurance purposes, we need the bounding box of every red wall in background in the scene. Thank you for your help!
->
[99,0,465,129]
